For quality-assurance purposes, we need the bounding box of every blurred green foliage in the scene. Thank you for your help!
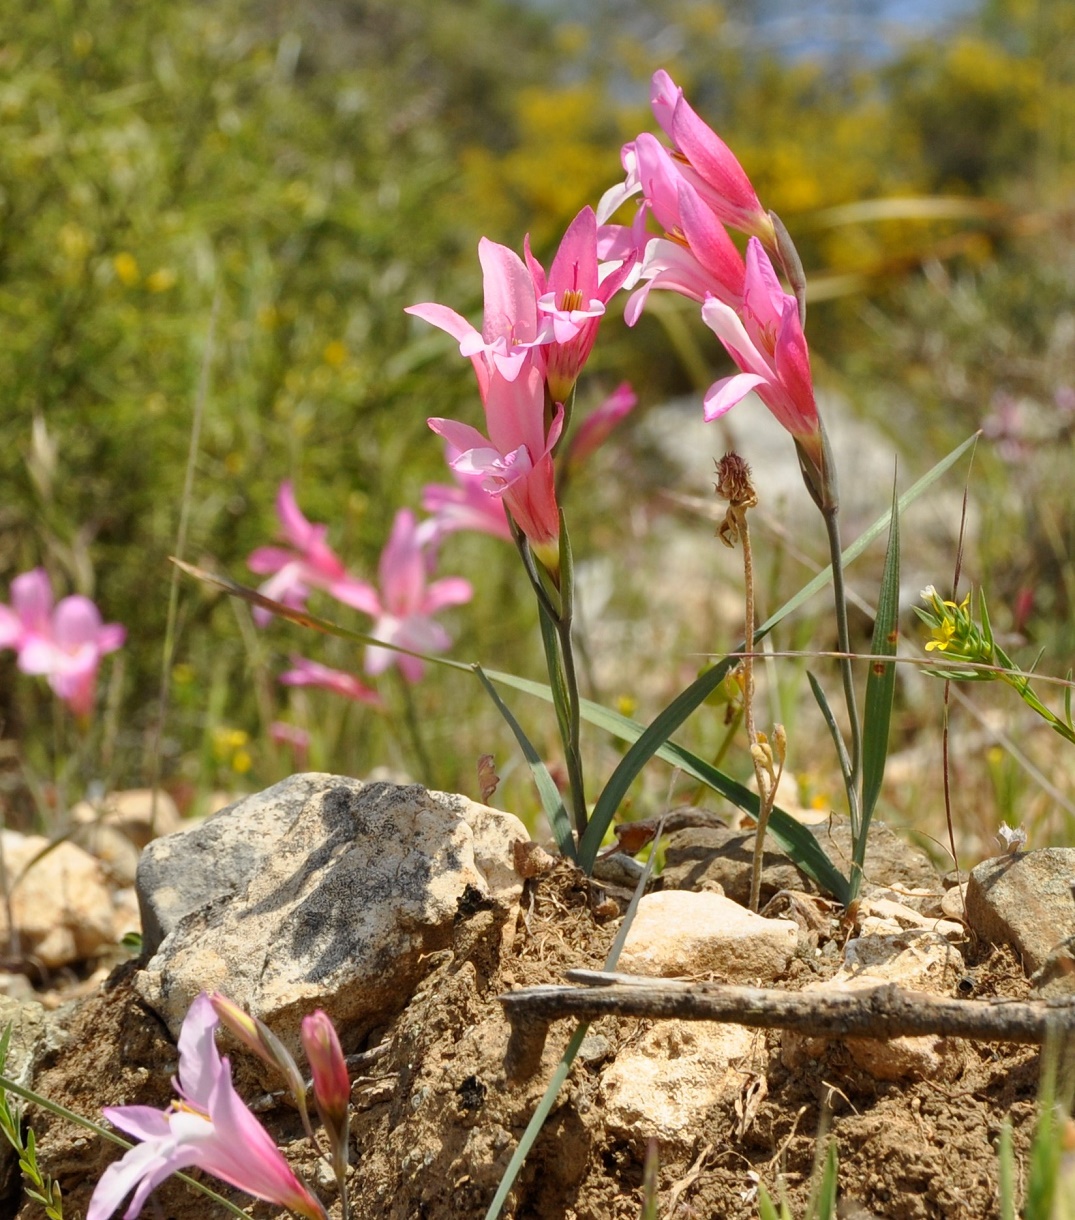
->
[2,0,1074,834]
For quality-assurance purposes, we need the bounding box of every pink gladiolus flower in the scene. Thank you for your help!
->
[330,509,473,682]
[279,657,382,706]
[623,177,746,326]
[565,382,638,472]
[406,238,554,399]
[649,69,773,244]
[700,238,821,465]
[526,206,636,403]
[422,447,514,544]
[429,363,563,573]
[247,482,355,625]
[0,568,125,717]
[87,993,326,1220]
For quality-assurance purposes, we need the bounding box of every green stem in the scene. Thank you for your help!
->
[510,514,588,838]
[822,502,864,859]
[554,596,587,838]
[394,670,434,787]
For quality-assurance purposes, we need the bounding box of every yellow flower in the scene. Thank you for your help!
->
[146,267,177,293]
[925,618,957,652]
[113,252,140,287]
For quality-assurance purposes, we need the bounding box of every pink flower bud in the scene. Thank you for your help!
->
[301,1011,350,1152]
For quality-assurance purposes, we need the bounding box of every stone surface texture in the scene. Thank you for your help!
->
[966,849,1075,973]
[782,927,966,1082]
[134,773,529,1055]
[662,816,938,906]
[618,889,798,983]
[0,830,117,967]
[600,1019,758,1150]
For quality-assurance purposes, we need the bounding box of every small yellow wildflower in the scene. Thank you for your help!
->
[113,252,140,287]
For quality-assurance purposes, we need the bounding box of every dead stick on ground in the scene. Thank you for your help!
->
[500,970,1075,1081]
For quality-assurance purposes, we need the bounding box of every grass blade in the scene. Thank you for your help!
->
[859,476,901,843]
[807,671,852,784]
[579,654,741,870]
[473,667,576,862]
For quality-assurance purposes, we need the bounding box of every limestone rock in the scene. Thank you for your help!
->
[854,896,965,943]
[0,831,116,967]
[966,849,1075,973]
[662,816,938,906]
[601,1019,756,1150]
[782,928,966,1082]
[618,890,797,983]
[134,774,529,1054]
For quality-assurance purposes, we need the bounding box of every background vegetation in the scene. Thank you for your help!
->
[2,0,1073,858]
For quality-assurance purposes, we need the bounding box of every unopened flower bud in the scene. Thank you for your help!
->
[301,1010,350,1171]
[772,724,787,767]
[209,993,310,1128]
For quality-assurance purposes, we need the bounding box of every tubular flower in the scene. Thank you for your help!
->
[331,509,473,682]
[279,656,383,706]
[429,362,563,574]
[87,993,326,1220]
[405,238,554,400]
[699,239,822,469]
[247,482,356,625]
[0,568,125,717]
[421,446,514,545]
[564,382,638,474]
[649,68,774,244]
[527,206,636,402]
[623,175,746,326]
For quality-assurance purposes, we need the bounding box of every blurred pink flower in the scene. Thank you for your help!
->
[700,238,821,465]
[279,657,382,706]
[248,482,361,625]
[429,363,563,573]
[565,382,638,472]
[526,206,636,402]
[0,568,125,717]
[422,447,514,544]
[268,721,312,758]
[333,509,473,682]
[87,993,325,1220]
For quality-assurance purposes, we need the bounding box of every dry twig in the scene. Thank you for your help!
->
[500,969,1075,1080]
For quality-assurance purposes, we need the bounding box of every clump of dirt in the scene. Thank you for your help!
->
[19,862,1039,1220]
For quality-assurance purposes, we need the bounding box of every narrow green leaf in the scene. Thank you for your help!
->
[579,654,742,870]
[978,588,994,653]
[753,431,978,639]
[484,671,849,901]
[757,1185,782,1220]
[860,476,901,835]
[472,666,576,861]
[808,671,852,783]
[1065,671,1073,730]
[812,1141,840,1220]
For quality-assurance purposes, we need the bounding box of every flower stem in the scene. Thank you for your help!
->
[821,501,864,863]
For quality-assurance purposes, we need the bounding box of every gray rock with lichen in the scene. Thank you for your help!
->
[134,773,527,1056]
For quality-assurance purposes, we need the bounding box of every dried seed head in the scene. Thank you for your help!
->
[714,453,758,509]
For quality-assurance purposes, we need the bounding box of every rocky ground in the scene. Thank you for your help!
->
[3,775,1073,1219]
